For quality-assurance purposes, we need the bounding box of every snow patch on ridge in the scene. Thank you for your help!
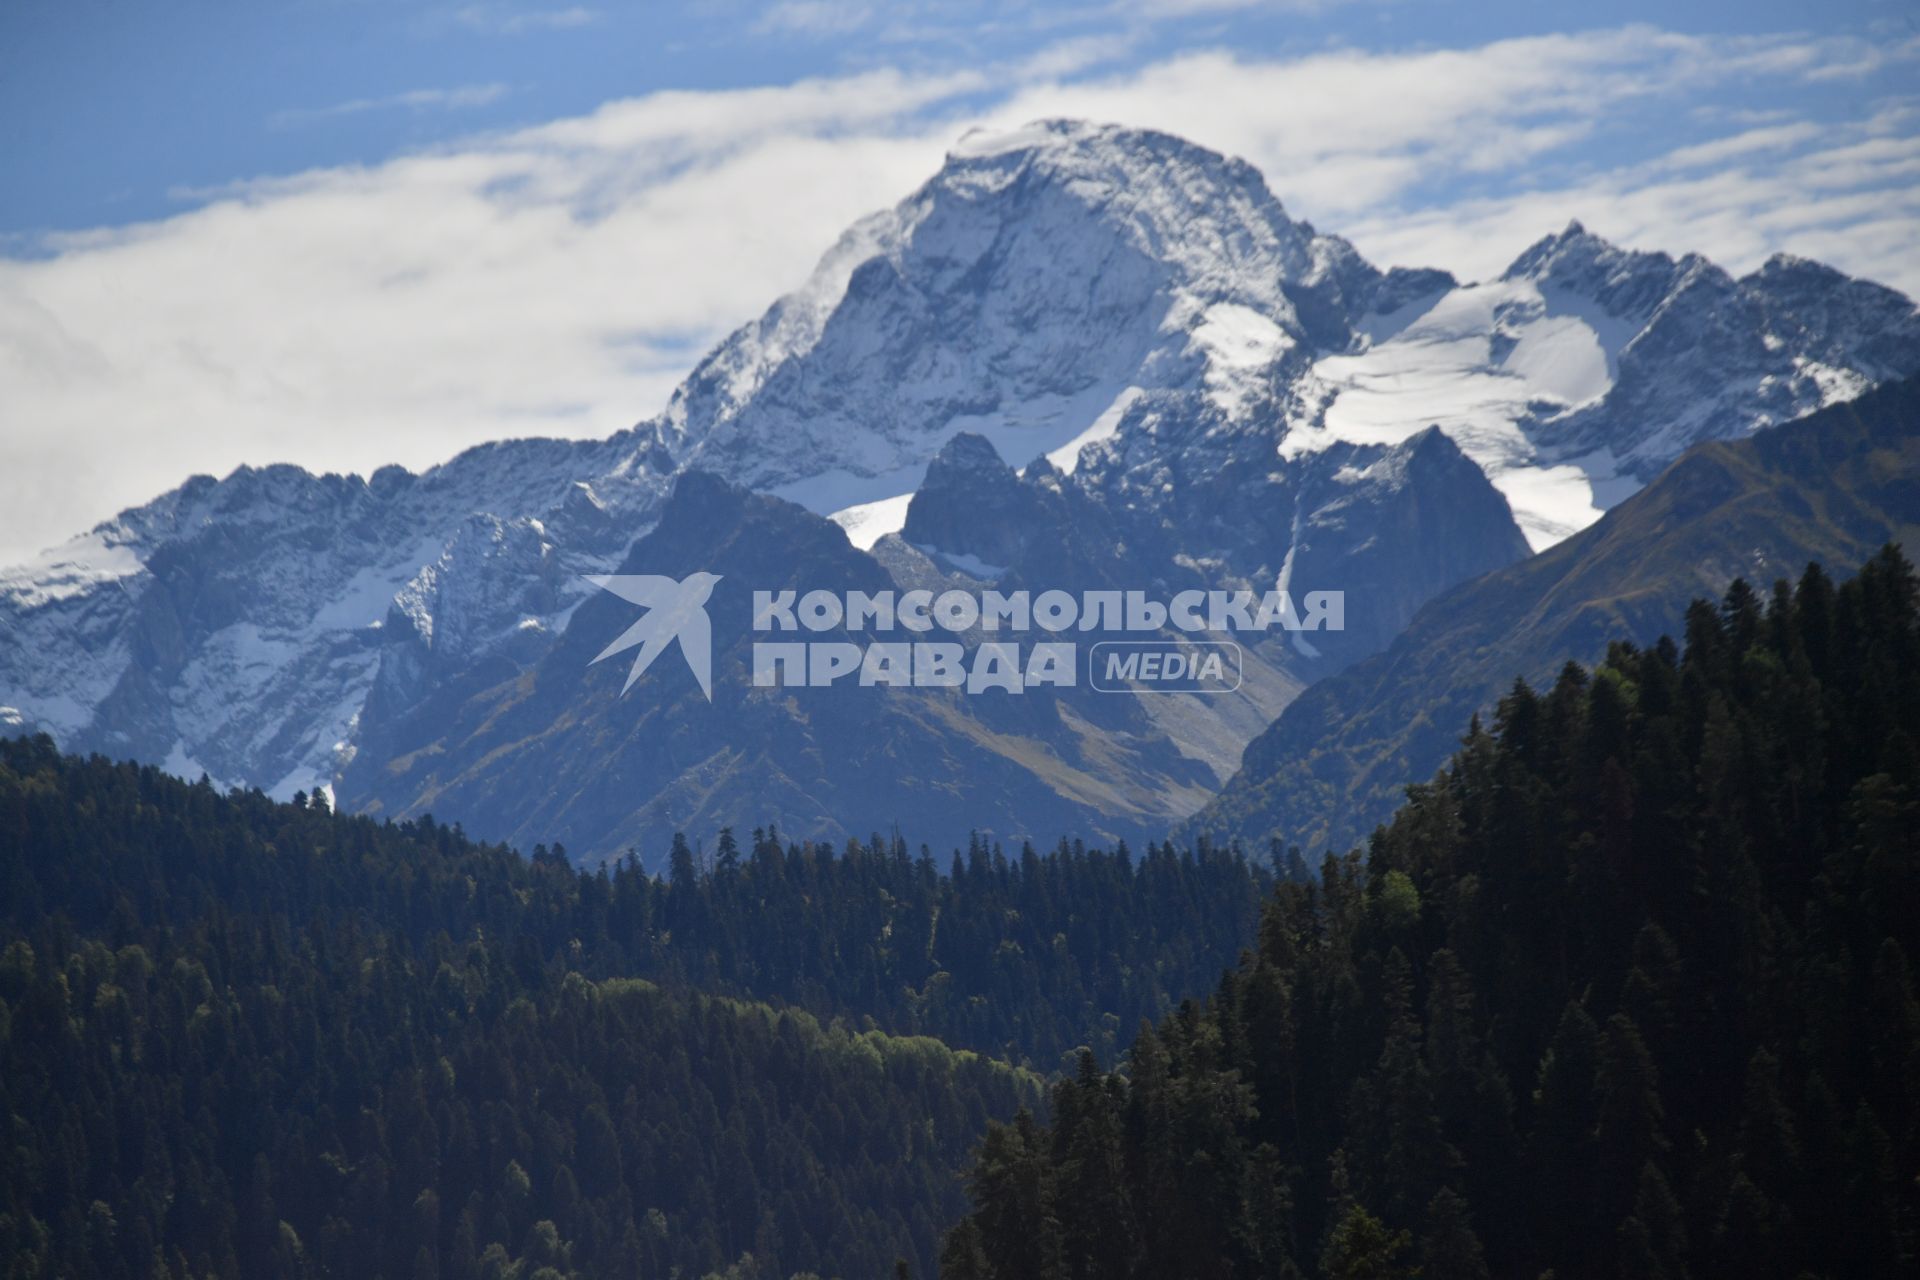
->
[162,740,211,782]
[1,529,147,608]
[950,121,1084,160]
[1046,386,1143,473]
[1795,358,1872,406]
[1285,277,1639,549]
[1192,303,1294,420]
[830,493,915,550]
[793,381,1159,531]
[311,534,448,631]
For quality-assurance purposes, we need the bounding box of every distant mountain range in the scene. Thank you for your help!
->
[1189,376,1920,856]
[4,120,1917,863]
[340,431,1522,859]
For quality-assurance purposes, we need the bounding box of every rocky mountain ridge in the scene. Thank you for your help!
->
[3,119,1915,854]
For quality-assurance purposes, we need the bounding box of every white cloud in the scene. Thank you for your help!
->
[1799,32,1920,81]
[454,5,602,34]
[953,28,1920,286]
[1,27,1915,566]
[1012,33,1140,81]
[975,30,1769,216]
[1657,122,1824,170]
[754,2,875,37]
[269,83,512,128]
[0,71,965,566]
[1340,118,1920,291]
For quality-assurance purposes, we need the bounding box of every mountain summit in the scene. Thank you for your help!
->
[3,120,1916,843]
[648,119,1377,527]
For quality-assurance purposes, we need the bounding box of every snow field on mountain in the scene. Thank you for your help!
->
[813,382,1151,548]
[2,120,1913,808]
[1285,276,1648,549]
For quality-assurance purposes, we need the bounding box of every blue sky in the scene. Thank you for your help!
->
[4,1,1912,234]
[1,0,1917,563]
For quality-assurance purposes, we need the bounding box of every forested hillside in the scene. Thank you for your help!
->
[579,826,1274,1070]
[0,742,1266,1279]
[946,547,1920,1279]
[1194,375,1920,859]
[1,762,1269,1071]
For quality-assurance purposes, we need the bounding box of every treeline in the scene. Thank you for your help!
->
[945,546,1920,1279]
[0,736,1268,1279]
[0,744,1045,1279]
[597,827,1274,1069]
[3,772,1270,1072]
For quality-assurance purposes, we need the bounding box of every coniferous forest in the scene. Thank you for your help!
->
[943,547,1920,1279]
[7,548,1920,1278]
[0,737,1267,1278]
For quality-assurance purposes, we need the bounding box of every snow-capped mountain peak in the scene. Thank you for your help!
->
[1281,211,1918,549]
[4,119,1916,817]
[660,121,1355,534]
[1502,220,1686,325]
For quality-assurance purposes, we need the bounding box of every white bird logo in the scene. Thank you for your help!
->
[585,572,723,700]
